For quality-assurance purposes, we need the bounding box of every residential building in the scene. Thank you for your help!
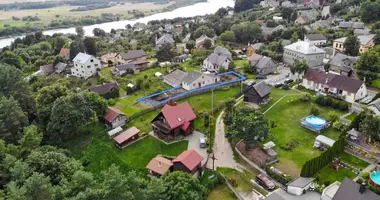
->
[113,126,140,148]
[249,54,277,75]
[54,62,69,74]
[202,46,232,73]
[283,41,325,68]
[246,43,264,55]
[195,34,215,49]
[156,34,175,49]
[100,53,124,66]
[59,48,70,60]
[328,178,379,200]
[323,47,334,61]
[295,16,309,24]
[162,69,188,87]
[354,28,371,36]
[287,177,315,196]
[302,68,367,103]
[89,82,119,97]
[172,150,203,175]
[103,107,126,129]
[333,34,375,54]
[151,102,197,140]
[329,53,359,76]
[309,20,331,31]
[244,81,271,105]
[119,50,147,63]
[39,64,54,76]
[173,54,191,63]
[368,98,380,116]
[146,155,173,176]
[339,21,365,29]
[181,71,220,91]
[261,25,286,38]
[295,9,320,24]
[304,34,327,46]
[115,63,139,75]
[71,53,101,79]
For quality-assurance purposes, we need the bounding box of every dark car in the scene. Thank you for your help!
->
[256,174,275,190]
[274,83,284,88]
[284,79,294,84]
[256,75,267,79]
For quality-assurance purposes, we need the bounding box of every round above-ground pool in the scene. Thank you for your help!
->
[304,116,328,131]
[370,171,380,188]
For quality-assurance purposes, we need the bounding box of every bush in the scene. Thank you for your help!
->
[300,94,311,102]
[310,105,320,116]
[333,121,345,131]
[328,111,339,123]
[356,179,363,184]
[266,166,292,185]
[323,96,333,106]
[362,172,370,179]
[339,101,349,111]
[315,95,324,104]
[282,84,290,90]
[331,100,340,109]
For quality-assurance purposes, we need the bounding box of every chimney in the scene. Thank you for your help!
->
[359,183,366,194]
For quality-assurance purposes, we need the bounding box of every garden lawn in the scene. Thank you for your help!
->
[126,110,160,134]
[345,113,357,121]
[234,60,248,68]
[80,135,188,174]
[314,163,356,185]
[259,88,301,113]
[263,96,344,177]
[371,80,380,89]
[207,185,237,200]
[339,152,369,170]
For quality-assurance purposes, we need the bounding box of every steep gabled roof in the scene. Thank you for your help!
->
[161,102,197,130]
[146,156,173,175]
[59,48,70,57]
[156,34,174,45]
[253,81,271,97]
[173,150,203,171]
[332,178,379,200]
[119,50,147,60]
[104,107,125,123]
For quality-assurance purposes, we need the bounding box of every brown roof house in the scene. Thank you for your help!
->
[88,82,119,99]
[151,102,197,140]
[103,107,126,129]
[172,150,203,176]
[244,81,271,105]
[120,50,147,63]
[113,126,140,148]
[302,68,367,103]
[146,155,173,176]
[100,53,124,66]
[39,64,54,76]
[59,48,70,60]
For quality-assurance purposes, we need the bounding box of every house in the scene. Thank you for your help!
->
[156,34,175,49]
[101,53,123,66]
[261,25,286,37]
[304,34,327,46]
[39,64,54,76]
[181,71,220,91]
[196,34,215,49]
[59,48,70,60]
[249,54,278,75]
[89,82,119,96]
[287,177,315,196]
[246,43,264,55]
[329,53,359,76]
[323,47,334,61]
[119,50,147,63]
[54,62,69,74]
[326,178,379,200]
[173,54,190,63]
[354,28,371,36]
[310,20,331,31]
[172,150,203,175]
[368,98,380,116]
[115,63,139,75]
[103,107,126,129]
[71,53,101,79]
[146,155,173,176]
[113,126,140,148]
[333,34,375,54]
[295,10,320,24]
[339,22,365,29]
[202,46,232,73]
[244,81,271,105]
[162,69,188,87]
[283,41,325,68]
[295,16,309,24]
[302,68,367,103]
[151,102,197,140]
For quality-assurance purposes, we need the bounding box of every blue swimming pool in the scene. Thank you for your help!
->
[301,115,328,132]
[370,171,380,187]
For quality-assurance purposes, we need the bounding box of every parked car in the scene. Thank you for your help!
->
[284,79,293,84]
[199,138,207,148]
[256,174,275,190]
[274,83,284,88]
[256,75,267,79]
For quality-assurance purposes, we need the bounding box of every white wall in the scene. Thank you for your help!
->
[182,75,220,90]
[354,83,367,101]
[71,56,101,79]
[112,115,126,129]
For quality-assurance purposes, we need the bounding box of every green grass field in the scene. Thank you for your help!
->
[371,80,380,89]
[339,152,369,170]
[314,163,356,185]
[345,113,358,121]
[207,185,238,200]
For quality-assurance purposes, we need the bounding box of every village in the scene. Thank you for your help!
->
[2,0,380,199]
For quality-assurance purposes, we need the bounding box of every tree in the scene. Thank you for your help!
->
[290,11,298,22]
[291,59,309,81]
[291,32,299,43]
[69,39,86,60]
[360,112,380,142]
[231,22,262,44]
[224,99,235,125]
[324,63,330,72]
[163,171,207,200]
[356,47,380,82]
[51,37,65,54]
[23,173,53,200]
[203,39,212,49]
[75,26,85,38]
[186,40,195,50]
[19,125,42,152]
[110,28,116,35]
[360,0,380,23]
[328,111,339,123]
[228,108,269,148]
[343,35,360,56]
[215,7,228,17]
[0,97,28,144]
[310,105,320,116]
[281,7,293,21]
[234,0,260,12]
[156,43,174,62]
[83,37,97,56]
[92,28,106,37]
[194,25,215,38]
[0,51,26,69]
[374,30,380,46]
[220,31,236,43]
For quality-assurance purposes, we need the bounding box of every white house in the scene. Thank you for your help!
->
[304,34,327,46]
[302,68,367,103]
[287,177,315,196]
[71,53,101,79]
[181,71,220,91]
[284,41,325,68]
[202,46,232,73]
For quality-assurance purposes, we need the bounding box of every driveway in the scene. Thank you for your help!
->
[265,65,296,86]
[208,111,245,171]
[186,131,209,165]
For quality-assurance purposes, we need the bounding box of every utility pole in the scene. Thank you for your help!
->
[211,153,217,170]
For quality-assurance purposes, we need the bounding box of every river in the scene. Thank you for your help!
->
[0,0,234,48]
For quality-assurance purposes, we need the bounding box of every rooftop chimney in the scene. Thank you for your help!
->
[359,183,366,194]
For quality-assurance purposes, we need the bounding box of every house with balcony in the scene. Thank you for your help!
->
[302,68,367,103]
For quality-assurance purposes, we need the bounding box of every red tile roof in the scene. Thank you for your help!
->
[113,126,140,145]
[161,102,197,130]
[104,107,125,123]
[59,48,70,57]
[173,150,203,171]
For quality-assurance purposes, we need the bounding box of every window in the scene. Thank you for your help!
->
[81,66,83,68]
[90,59,94,62]
[95,64,98,67]
[87,65,91,68]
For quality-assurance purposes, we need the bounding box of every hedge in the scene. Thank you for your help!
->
[315,96,349,111]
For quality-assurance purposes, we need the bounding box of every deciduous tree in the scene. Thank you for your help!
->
[0,97,28,144]
[344,35,360,56]
[162,171,207,200]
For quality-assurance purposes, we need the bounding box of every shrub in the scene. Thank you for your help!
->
[315,95,324,104]
[310,105,320,116]
[331,100,340,109]
[328,111,339,122]
[300,94,311,102]
[297,85,306,90]
[356,179,363,184]
[323,96,333,106]
[266,166,292,185]
[339,101,349,111]
[333,121,345,131]
[282,84,290,90]
[362,172,370,179]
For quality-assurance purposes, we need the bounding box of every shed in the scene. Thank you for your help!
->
[347,128,361,140]
[146,155,173,176]
[243,81,271,105]
[113,126,140,148]
[155,72,163,77]
[314,135,335,148]
[287,177,315,196]
[172,150,203,175]
[108,126,123,137]
[263,141,276,150]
